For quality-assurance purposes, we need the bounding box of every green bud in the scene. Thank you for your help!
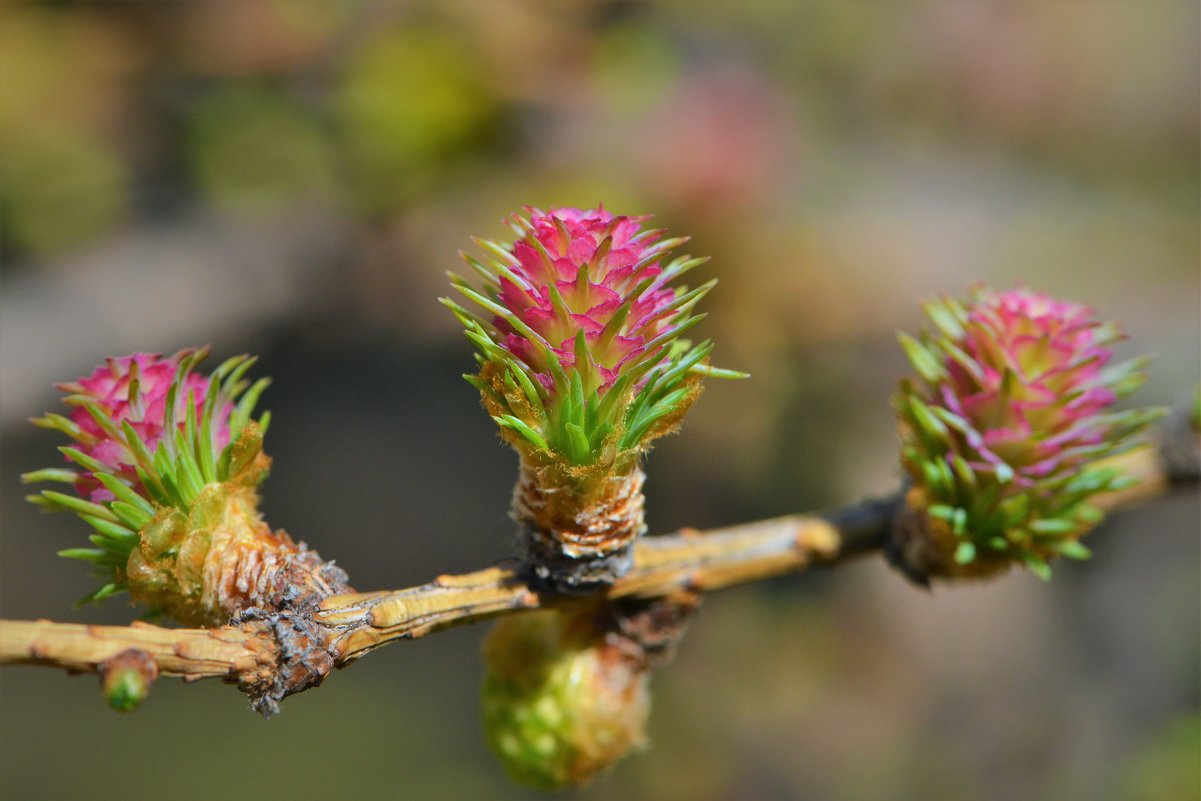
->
[100,649,157,713]
[481,610,650,790]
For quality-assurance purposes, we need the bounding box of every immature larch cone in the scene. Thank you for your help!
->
[26,349,349,625]
[444,206,744,591]
[890,287,1162,582]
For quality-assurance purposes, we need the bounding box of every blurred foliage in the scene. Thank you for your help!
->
[1,0,1194,258]
[0,129,128,258]
[0,7,132,257]
[190,87,337,214]
[590,22,682,115]
[337,26,498,213]
[1119,715,1201,801]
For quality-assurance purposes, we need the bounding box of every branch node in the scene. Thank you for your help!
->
[227,542,354,716]
[232,608,336,717]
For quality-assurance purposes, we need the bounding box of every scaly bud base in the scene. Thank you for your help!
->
[127,482,350,628]
[513,458,646,593]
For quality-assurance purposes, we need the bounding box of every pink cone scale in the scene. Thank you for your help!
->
[444,207,744,590]
[57,353,232,502]
[892,286,1162,580]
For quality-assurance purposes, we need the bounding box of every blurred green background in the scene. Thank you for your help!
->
[1,1,1198,799]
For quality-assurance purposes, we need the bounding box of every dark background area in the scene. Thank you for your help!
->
[1,2,1198,799]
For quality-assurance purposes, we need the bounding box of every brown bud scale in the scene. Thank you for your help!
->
[513,458,646,593]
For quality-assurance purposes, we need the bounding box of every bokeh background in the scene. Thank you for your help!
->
[1,2,1198,800]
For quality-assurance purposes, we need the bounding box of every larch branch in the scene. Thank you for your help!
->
[0,497,897,682]
[0,440,1193,704]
